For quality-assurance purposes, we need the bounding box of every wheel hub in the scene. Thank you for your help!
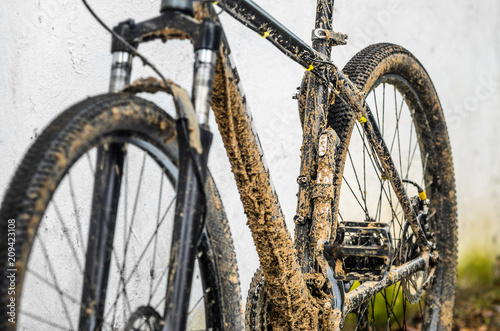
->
[125,306,162,331]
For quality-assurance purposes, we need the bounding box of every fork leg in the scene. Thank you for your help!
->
[79,144,125,330]
[163,118,205,331]
[163,18,219,331]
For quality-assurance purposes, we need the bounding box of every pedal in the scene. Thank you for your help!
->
[323,221,393,281]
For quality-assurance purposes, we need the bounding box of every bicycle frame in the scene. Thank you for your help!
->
[107,0,436,328]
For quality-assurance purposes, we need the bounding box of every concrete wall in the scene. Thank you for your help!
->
[1,0,499,301]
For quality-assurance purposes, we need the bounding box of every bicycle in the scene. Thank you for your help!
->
[0,0,458,330]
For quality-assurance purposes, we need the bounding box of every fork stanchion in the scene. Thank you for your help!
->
[192,19,221,127]
[109,20,136,93]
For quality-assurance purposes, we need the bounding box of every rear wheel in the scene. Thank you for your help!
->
[0,94,244,330]
[329,43,457,330]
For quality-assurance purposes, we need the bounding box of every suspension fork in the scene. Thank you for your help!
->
[80,9,221,329]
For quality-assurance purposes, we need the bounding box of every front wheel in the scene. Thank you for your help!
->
[0,94,244,330]
[329,43,457,330]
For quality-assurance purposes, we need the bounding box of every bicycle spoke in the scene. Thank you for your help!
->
[107,246,133,326]
[122,197,176,289]
[188,296,204,316]
[124,197,175,287]
[388,282,404,329]
[26,268,80,305]
[121,153,147,280]
[52,200,84,272]
[405,140,419,182]
[38,238,75,330]
[388,95,405,155]
[150,173,165,304]
[111,152,130,329]
[21,311,72,331]
[405,116,415,179]
[123,150,129,263]
[382,83,386,136]
[150,262,171,308]
[347,150,369,215]
[352,124,404,232]
[375,176,385,222]
[394,87,404,178]
[362,130,368,216]
[373,88,381,133]
[86,151,95,177]
[354,301,370,331]
[104,196,176,321]
[68,173,86,257]
[403,294,407,330]
[342,176,369,216]
[107,151,146,324]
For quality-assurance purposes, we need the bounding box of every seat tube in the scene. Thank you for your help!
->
[294,0,335,272]
[312,0,334,57]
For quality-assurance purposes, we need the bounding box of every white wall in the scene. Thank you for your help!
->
[1,0,499,302]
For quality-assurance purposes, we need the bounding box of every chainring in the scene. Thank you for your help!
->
[245,268,273,330]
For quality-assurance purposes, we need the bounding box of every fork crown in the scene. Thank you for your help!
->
[160,0,194,16]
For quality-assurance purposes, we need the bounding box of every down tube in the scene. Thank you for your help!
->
[210,36,321,328]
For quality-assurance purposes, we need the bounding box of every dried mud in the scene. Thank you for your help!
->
[194,6,457,329]
[210,38,330,329]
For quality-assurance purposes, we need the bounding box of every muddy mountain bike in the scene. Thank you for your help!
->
[0,0,457,330]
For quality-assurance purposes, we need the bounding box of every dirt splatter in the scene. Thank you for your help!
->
[210,36,328,329]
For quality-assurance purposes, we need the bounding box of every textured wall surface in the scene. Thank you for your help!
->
[1,0,499,302]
